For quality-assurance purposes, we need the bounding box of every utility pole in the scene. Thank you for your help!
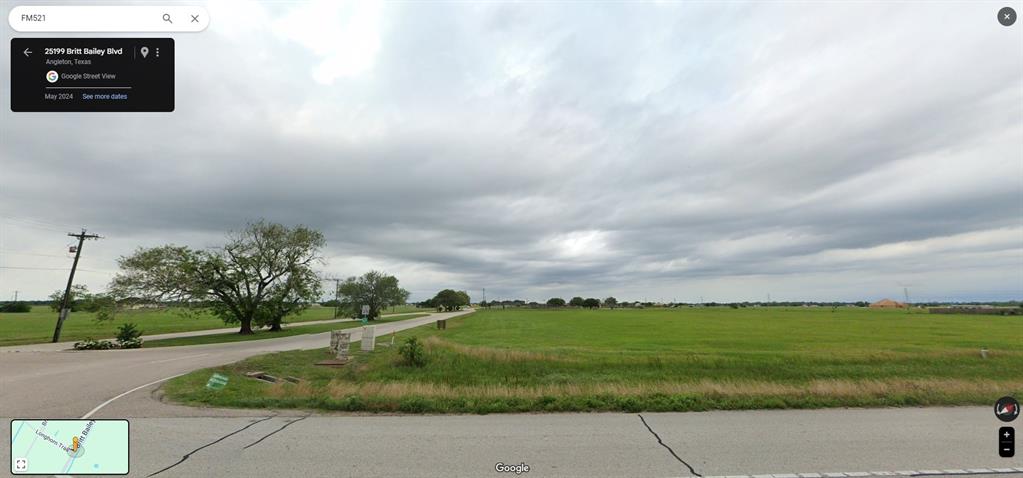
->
[13,291,17,302]
[52,229,101,342]
[333,278,341,318]
[904,287,911,314]
[482,287,485,305]
[323,277,341,318]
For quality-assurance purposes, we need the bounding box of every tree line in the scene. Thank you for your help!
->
[419,289,471,311]
[11,219,480,337]
[481,296,619,309]
[48,220,484,336]
[61,220,430,335]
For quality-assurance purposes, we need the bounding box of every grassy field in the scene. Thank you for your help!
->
[0,304,432,346]
[144,314,428,347]
[163,307,1023,414]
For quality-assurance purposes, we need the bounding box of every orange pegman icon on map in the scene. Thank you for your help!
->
[72,436,79,452]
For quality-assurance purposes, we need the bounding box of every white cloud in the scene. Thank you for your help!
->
[271,0,383,84]
[0,2,1020,302]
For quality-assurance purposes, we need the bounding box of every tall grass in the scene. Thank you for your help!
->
[163,307,1023,413]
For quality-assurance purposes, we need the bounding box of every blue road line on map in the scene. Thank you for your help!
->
[64,428,78,474]
[12,421,26,445]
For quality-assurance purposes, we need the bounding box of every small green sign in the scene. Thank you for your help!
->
[361,317,368,325]
[206,373,229,390]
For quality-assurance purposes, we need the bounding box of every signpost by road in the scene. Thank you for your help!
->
[361,304,370,324]
[205,373,229,390]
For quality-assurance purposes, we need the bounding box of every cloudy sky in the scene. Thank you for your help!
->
[1,0,1021,303]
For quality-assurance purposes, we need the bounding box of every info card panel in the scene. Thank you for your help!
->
[11,38,174,112]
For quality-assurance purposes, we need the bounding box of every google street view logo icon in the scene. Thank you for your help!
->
[995,396,1019,422]
[46,70,58,83]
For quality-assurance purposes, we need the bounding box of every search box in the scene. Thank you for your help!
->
[9,6,209,32]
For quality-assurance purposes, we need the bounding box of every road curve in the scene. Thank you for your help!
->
[0,309,472,418]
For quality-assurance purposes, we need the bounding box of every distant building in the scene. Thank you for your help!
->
[869,298,907,309]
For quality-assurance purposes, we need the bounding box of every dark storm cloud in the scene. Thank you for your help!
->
[1,1,1020,302]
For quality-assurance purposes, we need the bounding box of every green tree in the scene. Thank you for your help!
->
[254,260,323,331]
[111,221,325,334]
[49,284,90,312]
[546,297,566,307]
[337,271,410,320]
[582,298,601,309]
[48,285,117,319]
[603,297,618,309]
[568,296,585,307]
[432,289,470,311]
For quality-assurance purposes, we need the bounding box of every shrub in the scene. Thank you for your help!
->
[118,337,143,349]
[0,302,31,313]
[115,323,143,348]
[398,336,427,367]
[73,338,116,350]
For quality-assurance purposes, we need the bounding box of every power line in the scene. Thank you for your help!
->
[0,250,74,259]
[0,266,114,273]
[0,214,79,233]
[0,213,78,228]
[0,266,74,271]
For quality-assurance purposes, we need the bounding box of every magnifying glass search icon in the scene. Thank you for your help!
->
[162,13,172,23]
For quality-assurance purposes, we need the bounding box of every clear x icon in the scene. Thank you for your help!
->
[998,7,1016,26]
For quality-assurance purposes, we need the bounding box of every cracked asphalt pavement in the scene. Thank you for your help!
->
[14,408,1014,478]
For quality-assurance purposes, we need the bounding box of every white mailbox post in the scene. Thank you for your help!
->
[361,325,376,352]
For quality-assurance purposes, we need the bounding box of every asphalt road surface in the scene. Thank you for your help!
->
[1,310,1020,477]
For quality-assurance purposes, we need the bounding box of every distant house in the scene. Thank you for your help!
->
[869,298,907,309]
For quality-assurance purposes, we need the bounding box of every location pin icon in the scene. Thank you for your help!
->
[140,46,149,58]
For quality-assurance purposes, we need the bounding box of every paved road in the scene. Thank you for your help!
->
[8,409,1021,478]
[3,311,424,353]
[2,309,1021,477]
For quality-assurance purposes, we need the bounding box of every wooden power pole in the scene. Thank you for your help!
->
[52,229,101,343]
[332,278,341,318]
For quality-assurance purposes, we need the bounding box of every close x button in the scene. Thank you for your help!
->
[1000,427,1015,458]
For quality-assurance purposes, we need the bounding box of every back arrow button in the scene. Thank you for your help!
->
[23,48,32,57]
